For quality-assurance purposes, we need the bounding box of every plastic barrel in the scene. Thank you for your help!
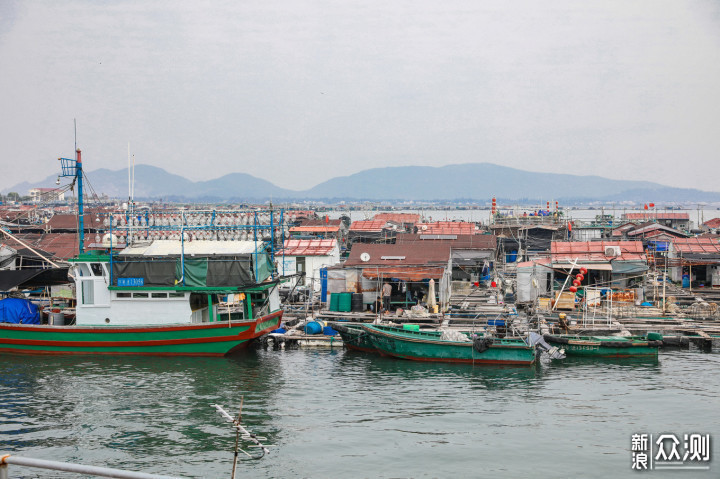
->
[304,321,323,335]
[351,293,364,312]
[338,292,352,312]
[329,293,340,311]
[488,319,506,327]
[50,312,65,326]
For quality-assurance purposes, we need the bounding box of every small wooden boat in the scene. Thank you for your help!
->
[331,322,377,353]
[362,324,536,365]
[542,333,662,358]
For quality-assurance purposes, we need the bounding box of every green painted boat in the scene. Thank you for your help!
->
[543,334,662,358]
[331,322,377,353]
[362,324,536,365]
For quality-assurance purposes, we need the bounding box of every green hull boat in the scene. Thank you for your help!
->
[362,324,536,365]
[543,334,661,358]
[332,322,377,353]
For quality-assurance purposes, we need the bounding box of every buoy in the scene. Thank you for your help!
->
[576,274,584,282]
[579,267,588,275]
[569,286,578,293]
[491,281,497,288]
[573,279,581,287]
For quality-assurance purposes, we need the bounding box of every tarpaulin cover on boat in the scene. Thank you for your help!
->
[112,260,176,286]
[0,268,70,292]
[0,297,40,324]
[113,256,259,287]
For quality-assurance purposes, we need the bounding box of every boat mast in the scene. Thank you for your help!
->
[76,148,84,253]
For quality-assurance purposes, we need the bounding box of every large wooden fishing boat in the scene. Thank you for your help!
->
[0,149,284,356]
[362,324,536,365]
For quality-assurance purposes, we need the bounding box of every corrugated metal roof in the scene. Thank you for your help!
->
[289,225,341,233]
[396,233,496,250]
[372,213,420,224]
[416,221,478,235]
[551,241,646,262]
[1,233,80,260]
[47,213,104,230]
[281,239,338,256]
[345,243,451,266]
[297,219,343,227]
[624,212,690,220]
[349,220,388,232]
[672,237,720,254]
[119,240,259,256]
[362,266,444,281]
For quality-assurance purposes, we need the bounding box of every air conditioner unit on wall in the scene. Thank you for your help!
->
[604,246,621,257]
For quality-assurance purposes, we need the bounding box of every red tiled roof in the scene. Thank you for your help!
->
[703,218,720,229]
[349,220,388,232]
[281,239,338,256]
[372,213,420,224]
[624,213,689,220]
[671,237,720,254]
[416,221,478,235]
[551,241,646,262]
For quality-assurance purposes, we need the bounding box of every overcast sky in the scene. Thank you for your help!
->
[1,0,719,193]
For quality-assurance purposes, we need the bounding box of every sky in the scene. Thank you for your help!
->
[1,0,719,193]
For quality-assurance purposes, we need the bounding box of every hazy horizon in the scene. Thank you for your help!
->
[2,1,719,192]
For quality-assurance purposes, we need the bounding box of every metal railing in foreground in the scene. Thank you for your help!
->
[0,454,183,479]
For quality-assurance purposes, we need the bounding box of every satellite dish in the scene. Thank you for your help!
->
[360,252,371,262]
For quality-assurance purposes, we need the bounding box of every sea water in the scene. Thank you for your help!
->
[1,347,718,478]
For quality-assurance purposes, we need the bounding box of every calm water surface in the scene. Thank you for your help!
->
[1,348,718,478]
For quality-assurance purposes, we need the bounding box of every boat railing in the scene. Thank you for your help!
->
[0,454,183,479]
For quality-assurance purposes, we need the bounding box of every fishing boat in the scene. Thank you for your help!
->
[542,333,662,358]
[362,324,536,365]
[0,149,284,356]
[331,322,377,353]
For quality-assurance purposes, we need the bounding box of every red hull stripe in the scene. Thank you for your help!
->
[0,335,248,348]
[0,348,228,357]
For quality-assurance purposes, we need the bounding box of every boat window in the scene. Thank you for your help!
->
[132,293,149,299]
[90,263,104,276]
[76,264,91,277]
[151,292,168,299]
[81,280,94,305]
[115,292,131,299]
[169,292,185,298]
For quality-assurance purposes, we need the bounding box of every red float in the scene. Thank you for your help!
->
[573,279,581,287]
[491,281,497,288]
[569,286,578,293]
[579,267,588,275]
[576,274,584,282]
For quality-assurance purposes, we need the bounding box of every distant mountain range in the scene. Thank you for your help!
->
[4,163,720,203]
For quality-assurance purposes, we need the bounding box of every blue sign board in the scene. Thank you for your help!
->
[118,277,144,287]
